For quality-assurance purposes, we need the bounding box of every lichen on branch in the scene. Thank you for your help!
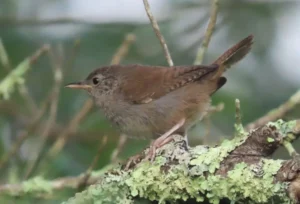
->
[63,119,300,204]
[0,120,299,203]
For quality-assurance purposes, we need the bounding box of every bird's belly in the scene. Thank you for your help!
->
[101,86,211,140]
[118,119,156,139]
[103,106,157,140]
[184,101,210,130]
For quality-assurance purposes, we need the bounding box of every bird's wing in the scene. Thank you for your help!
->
[117,64,218,104]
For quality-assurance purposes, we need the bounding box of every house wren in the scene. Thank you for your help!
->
[66,35,253,161]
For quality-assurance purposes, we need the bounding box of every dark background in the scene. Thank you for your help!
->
[0,0,300,203]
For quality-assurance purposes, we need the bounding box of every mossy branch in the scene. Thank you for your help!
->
[64,119,300,204]
[1,119,300,204]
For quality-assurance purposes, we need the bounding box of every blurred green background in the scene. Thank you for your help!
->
[0,0,300,203]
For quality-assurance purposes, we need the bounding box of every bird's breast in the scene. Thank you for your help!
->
[96,99,156,139]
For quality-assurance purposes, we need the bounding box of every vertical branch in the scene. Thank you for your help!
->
[45,33,136,160]
[202,103,224,143]
[192,0,219,143]
[23,46,64,179]
[65,39,81,72]
[0,94,50,170]
[235,99,242,127]
[47,99,94,158]
[234,99,245,136]
[109,33,136,163]
[0,39,11,71]
[142,0,173,66]
[17,85,38,113]
[0,40,49,113]
[194,0,219,65]
[77,136,108,190]
[110,133,128,163]
[0,46,50,170]
[111,33,135,65]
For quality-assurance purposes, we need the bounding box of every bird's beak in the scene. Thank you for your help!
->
[65,81,92,90]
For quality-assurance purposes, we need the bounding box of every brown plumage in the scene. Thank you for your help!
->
[66,35,253,159]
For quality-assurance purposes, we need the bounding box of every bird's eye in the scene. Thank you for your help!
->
[92,77,100,85]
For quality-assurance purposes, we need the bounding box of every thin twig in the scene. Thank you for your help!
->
[23,47,64,179]
[202,103,224,144]
[194,0,219,65]
[0,17,167,27]
[21,44,50,113]
[283,128,298,158]
[77,136,108,190]
[110,134,128,163]
[283,140,298,157]
[0,41,49,113]
[0,39,11,71]
[64,39,81,73]
[29,45,51,63]
[0,94,51,170]
[142,0,173,66]
[235,99,242,127]
[191,0,219,142]
[202,103,224,143]
[109,34,136,163]
[0,174,103,195]
[0,17,101,27]
[110,33,136,64]
[17,86,38,113]
[246,90,300,131]
[234,99,245,136]
[48,99,94,158]
[111,33,135,65]
[0,46,51,170]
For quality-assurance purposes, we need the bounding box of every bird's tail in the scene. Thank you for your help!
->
[211,35,254,80]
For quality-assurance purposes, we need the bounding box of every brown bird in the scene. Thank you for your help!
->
[66,35,253,163]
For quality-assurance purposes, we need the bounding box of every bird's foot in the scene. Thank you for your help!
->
[145,118,186,162]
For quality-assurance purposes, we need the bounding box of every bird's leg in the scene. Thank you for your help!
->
[145,118,186,162]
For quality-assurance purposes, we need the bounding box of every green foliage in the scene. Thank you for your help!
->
[0,58,30,100]
[0,38,33,100]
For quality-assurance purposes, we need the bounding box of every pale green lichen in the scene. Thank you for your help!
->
[220,160,286,203]
[65,129,293,204]
[23,120,298,204]
[190,136,246,174]
[234,123,247,137]
[66,156,291,204]
[65,169,134,204]
[267,120,296,140]
[0,58,30,100]
[23,176,52,195]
